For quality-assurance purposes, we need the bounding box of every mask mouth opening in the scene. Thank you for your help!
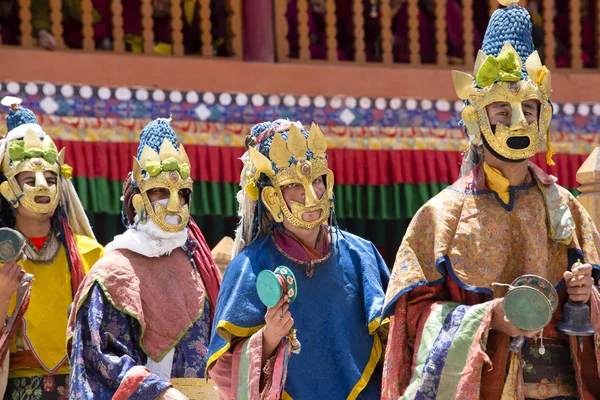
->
[164,215,182,225]
[506,136,531,150]
[34,196,51,204]
[301,209,322,222]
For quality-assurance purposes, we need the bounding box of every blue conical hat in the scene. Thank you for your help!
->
[480,1,534,78]
[2,96,40,133]
[136,117,179,160]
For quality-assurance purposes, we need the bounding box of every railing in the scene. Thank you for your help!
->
[0,0,243,58]
[0,0,597,70]
[274,0,598,70]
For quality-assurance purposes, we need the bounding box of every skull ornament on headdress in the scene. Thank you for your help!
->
[0,97,67,215]
[453,0,554,165]
[131,118,193,233]
[247,121,334,231]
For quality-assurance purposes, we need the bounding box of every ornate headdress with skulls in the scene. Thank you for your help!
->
[130,118,193,233]
[453,0,554,167]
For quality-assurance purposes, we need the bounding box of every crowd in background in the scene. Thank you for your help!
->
[0,0,596,67]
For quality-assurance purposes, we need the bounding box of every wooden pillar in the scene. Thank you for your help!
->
[598,0,600,71]
[229,0,244,60]
[380,0,393,65]
[325,0,338,61]
[489,0,498,17]
[435,0,447,66]
[570,0,582,69]
[81,0,95,50]
[407,0,420,65]
[353,0,366,63]
[462,0,474,67]
[577,148,600,228]
[18,0,34,48]
[274,0,290,61]
[141,0,154,54]
[199,0,213,57]
[111,0,125,53]
[297,0,310,60]
[49,0,65,49]
[171,0,184,56]
[542,0,555,68]
[243,0,274,61]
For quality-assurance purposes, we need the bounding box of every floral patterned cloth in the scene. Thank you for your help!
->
[69,283,211,399]
[522,340,577,399]
[4,374,69,400]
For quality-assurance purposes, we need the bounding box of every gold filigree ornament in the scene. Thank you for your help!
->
[452,43,554,163]
[132,139,193,233]
[0,130,63,215]
[248,123,334,230]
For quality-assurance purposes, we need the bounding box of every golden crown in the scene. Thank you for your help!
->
[249,123,327,178]
[133,139,191,182]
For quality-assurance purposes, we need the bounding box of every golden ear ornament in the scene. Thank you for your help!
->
[0,182,17,207]
[132,194,145,220]
[261,186,283,223]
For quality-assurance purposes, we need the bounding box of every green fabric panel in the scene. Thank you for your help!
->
[73,177,122,214]
[211,181,223,215]
[334,183,446,219]
[437,302,490,396]
[403,302,458,399]
[189,181,239,216]
[236,339,252,400]
[196,181,211,215]
[367,185,376,219]
[224,182,236,216]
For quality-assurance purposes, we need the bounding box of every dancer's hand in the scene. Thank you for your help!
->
[0,260,23,304]
[263,295,293,359]
[0,259,23,331]
[564,263,595,303]
[157,387,188,400]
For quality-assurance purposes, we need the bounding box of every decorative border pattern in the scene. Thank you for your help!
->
[1,81,600,133]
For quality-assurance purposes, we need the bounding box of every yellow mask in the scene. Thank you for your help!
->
[0,130,64,215]
[453,43,553,162]
[248,123,334,230]
[132,139,193,233]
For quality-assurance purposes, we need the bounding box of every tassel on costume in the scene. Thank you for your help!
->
[546,128,556,166]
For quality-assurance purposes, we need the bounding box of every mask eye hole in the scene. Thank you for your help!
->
[148,188,170,201]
